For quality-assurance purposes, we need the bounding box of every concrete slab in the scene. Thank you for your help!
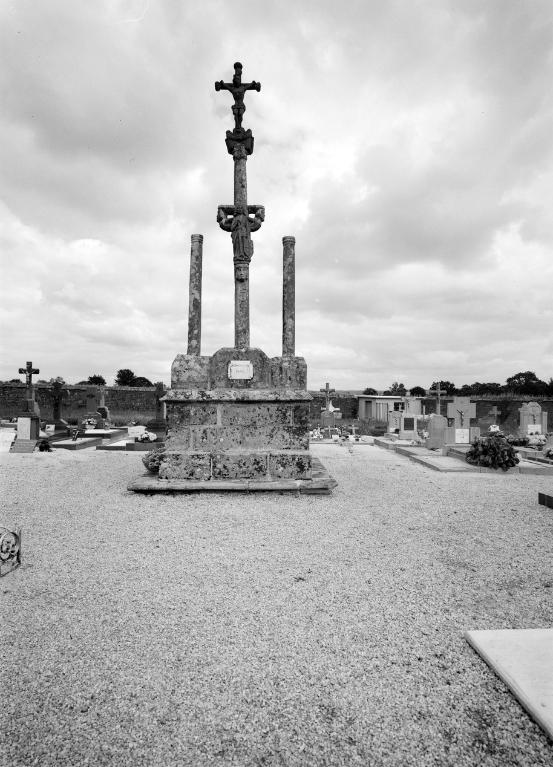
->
[95,440,129,451]
[407,453,474,472]
[465,629,553,741]
[53,438,103,450]
[0,429,16,452]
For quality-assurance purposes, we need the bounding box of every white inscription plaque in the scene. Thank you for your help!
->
[455,428,470,444]
[228,360,254,380]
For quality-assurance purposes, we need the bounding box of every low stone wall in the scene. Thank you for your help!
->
[2,383,550,434]
[0,384,160,424]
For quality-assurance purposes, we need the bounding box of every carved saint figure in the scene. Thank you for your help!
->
[217,205,264,264]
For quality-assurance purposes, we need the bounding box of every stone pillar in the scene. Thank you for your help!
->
[233,145,248,207]
[234,263,250,349]
[187,234,203,355]
[282,236,295,357]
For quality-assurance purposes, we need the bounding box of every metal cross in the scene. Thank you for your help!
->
[18,361,39,393]
[320,382,335,410]
[215,62,261,131]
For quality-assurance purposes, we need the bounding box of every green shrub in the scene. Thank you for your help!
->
[466,433,520,471]
[368,420,388,436]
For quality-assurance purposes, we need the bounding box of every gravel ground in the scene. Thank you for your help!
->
[1,443,552,767]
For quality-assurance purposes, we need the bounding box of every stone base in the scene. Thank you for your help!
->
[157,449,311,481]
[17,415,40,441]
[128,455,337,495]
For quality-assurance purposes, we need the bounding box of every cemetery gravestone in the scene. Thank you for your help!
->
[129,64,336,493]
[446,397,478,444]
[398,398,423,440]
[51,379,69,432]
[518,402,548,436]
[425,414,448,450]
[387,410,402,434]
[320,383,341,427]
[12,361,41,452]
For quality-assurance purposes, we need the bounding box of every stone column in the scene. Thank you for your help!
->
[187,234,203,355]
[234,263,250,349]
[282,236,295,356]
[233,143,249,349]
[233,145,248,207]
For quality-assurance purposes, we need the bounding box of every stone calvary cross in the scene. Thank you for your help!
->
[215,62,266,349]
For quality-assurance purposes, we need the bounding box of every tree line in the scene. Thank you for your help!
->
[5,369,158,387]
[364,371,553,397]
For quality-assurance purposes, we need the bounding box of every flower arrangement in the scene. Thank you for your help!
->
[527,432,546,449]
[465,431,520,471]
[137,430,157,443]
[506,434,529,447]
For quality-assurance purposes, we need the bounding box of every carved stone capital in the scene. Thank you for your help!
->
[225,128,254,156]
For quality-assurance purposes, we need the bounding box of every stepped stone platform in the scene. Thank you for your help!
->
[128,454,337,495]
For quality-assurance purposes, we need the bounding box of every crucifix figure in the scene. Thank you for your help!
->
[215,62,261,132]
[320,382,335,411]
[447,398,476,430]
[19,360,39,395]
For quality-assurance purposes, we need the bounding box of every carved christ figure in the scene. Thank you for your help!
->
[215,62,261,131]
[217,205,265,264]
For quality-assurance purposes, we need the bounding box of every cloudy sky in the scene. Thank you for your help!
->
[1,0,552,390]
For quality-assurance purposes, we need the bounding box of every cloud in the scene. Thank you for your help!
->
[1,0,552,389]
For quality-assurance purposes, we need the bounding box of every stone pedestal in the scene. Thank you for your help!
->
[16,415,40,441]
[160,389,311,481]
[129,348,336,493]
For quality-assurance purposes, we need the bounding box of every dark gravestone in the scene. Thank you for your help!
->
[403,417,415,431]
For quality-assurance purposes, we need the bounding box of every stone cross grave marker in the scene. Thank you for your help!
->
[519,401,547,436]
[18,360,40,415]
[320,382,335,411]
[447,397,476,443]
[429,383,448,416]
[320,382,339,426]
